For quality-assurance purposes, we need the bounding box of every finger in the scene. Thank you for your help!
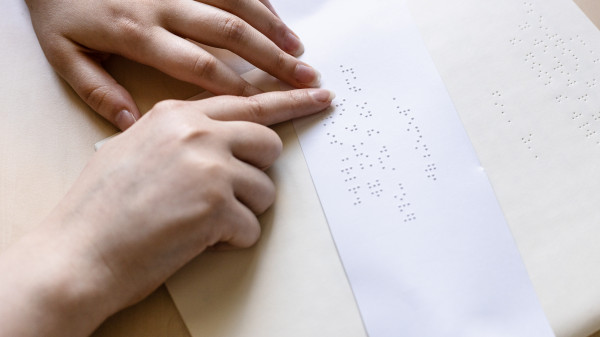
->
[201,88,335,126]
[221,200,262,248]
[225,121,282,169]
[231,159,276,215]
[51,46,141,130]
[168,4,319,88]
[258,0,281,18]
[199,0,302,56]
[127,28,261,97]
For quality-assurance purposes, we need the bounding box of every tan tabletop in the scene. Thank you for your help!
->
[562,2,600,337]
[534,1,600,336]
[1,1,600,336]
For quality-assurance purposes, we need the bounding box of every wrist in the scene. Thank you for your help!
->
[0,216,119,336]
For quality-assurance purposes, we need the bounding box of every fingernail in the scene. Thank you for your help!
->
[294,64,321,87]
[283,31,305,57]
[115,109,136,130]
[309,89,336,103]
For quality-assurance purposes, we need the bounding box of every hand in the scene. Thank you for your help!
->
[25,0,320,130]
[0,88,333,336]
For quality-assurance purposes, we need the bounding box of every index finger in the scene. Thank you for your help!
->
[200,88,335,126]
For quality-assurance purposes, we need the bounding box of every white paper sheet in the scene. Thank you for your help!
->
[275,0,554,335]
[406,1,600,336]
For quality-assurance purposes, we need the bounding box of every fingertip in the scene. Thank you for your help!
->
[114,109,137,130]
[59,53,142,131]
[294,64,321,87]
[283,31,305,57]
[308,88,336,103]
[104,90,141,130]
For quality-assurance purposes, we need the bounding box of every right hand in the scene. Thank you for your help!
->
[45,88,332,333]
[0,88,333,337]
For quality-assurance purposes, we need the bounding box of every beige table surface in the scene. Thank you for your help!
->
[524,2,600,336]
[0,2,202,336]
[547,2,599,336]
[1,1,599,336]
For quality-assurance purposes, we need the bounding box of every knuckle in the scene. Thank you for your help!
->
[267,19,286,39]
[192,55,218,80]
[218,16,248,44]
[205,186,229,209]
[115,17,140,37]
[201,164,231,206]
[245,96,266,120]
[40,36,69,66]
[287,89,306,109]
[114,17,149,48]
[82,84,112,113]
[150,99,181,116]
[147,99,197,132]
[275,50,288,72]
[240,83,258,97]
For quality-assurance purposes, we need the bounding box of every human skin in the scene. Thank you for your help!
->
[25,0,321,130]
[0,88,334,337]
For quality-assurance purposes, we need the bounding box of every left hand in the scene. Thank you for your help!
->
[25,0,319,130]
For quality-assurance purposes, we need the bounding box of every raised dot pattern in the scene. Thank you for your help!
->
[310,65,442,223]
[501,1,600,153]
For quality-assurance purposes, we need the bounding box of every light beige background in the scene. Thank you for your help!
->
[574,1,600,335]
[0,1,599,336]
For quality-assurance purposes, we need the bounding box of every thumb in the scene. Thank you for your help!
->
[55,50,141,130]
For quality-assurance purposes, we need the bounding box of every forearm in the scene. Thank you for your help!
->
[0,219,114,337]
